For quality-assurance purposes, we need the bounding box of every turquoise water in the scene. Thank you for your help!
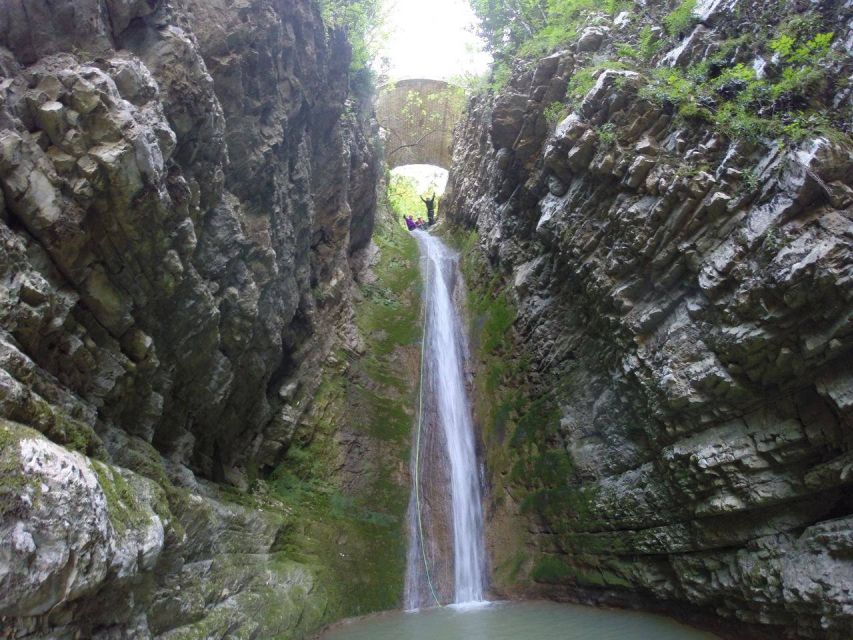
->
[321,600,720,640]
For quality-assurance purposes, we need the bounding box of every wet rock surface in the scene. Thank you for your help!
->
[0,0,383,637]
[445,2,853,638]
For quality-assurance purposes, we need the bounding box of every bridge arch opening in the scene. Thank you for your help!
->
[392,164,448,196]
[388,163,448,226]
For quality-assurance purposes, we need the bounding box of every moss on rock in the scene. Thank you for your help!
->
[0,420,43,517]
[92,460,150,536]
[221,207,423,622]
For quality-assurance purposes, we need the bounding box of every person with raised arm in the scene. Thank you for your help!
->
[420,192,436,225]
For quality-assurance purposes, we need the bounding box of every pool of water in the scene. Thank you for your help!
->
[321,600,720,640]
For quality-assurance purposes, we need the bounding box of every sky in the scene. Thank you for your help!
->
[394,164,449,195]
[376,0,491,82]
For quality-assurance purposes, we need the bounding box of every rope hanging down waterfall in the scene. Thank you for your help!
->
[414,247,443,609]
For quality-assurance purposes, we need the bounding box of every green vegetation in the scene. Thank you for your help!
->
[1,419,166,540]
[468,0,549,57]
[105,434,189,540]
[13,390,105,458]
[261,380,409,613]
[542,12,845,144]
[533,555,633,588]
[742,167,759,190]
[566,60,630,106]
[597,122,617,145]
[0,421,38,517]
[489,61,513,91]
[469,0,848,145]
[512,6,846,143]
[470,0,631,59]
[638,26,662,61]
[639,22,843,143]
[531,555,572,583]
[612,26,662,64]
[319,0,384,71]
[544,101,570,126]
[388,173,431,223]
[251,203,419,617]
[159,552,331,640]
[92,461,149,536]
[663,0,698,36]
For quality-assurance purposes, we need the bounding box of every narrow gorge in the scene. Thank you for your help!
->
[1,0,851,639]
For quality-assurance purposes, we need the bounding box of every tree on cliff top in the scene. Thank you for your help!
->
[320,0,386,71]
[469,0,629,58]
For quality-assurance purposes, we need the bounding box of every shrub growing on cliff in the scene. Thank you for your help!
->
[543,101,569,125]
[490,61,513,91]
[639,22,844,144]
[320,0,384,71]
[664,0,698,37]
[517,0,598,57]
[566,60,631,106]
[768,31,835,102]
[471,0,631,58]
[597,123,616,145]
[639,26,662,61]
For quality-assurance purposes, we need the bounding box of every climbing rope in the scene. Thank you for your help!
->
[413,251,444,609]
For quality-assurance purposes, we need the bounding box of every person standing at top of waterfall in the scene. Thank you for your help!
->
[420,193,436,226]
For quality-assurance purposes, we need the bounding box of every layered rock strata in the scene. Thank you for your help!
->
[0,0,391,637]
[445,2,853,638]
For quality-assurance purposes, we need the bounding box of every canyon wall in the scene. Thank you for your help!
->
[0,1,415,637]
[445,1,853,638]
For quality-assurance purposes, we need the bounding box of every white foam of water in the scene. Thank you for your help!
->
[404,230,487,608]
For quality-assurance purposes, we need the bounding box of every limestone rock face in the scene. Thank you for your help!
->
[0,0,377,636]
[0,420,164,619]
[446,1,853,638]
[0,0,375,481]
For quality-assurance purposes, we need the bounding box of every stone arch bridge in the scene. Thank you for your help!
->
[375,78,466,170]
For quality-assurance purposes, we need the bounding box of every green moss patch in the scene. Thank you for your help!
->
[532,555,573,584]
[92,460,150,536]
[106,432,188,540]
[0,420,42,517]
[10,390,105,458]
[531,554,634,589]
[242,206,421,620]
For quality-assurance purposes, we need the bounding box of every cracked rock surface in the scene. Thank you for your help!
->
[445,1,853,638]
[0,0,379,636]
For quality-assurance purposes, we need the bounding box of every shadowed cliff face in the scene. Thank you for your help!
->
[0,0,395,636]
[445,1,853,638]
[0,0,377,483]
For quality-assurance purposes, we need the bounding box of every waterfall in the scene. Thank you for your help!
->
[404,229,487,610]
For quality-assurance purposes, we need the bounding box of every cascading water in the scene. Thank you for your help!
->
[404,229,486,610]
